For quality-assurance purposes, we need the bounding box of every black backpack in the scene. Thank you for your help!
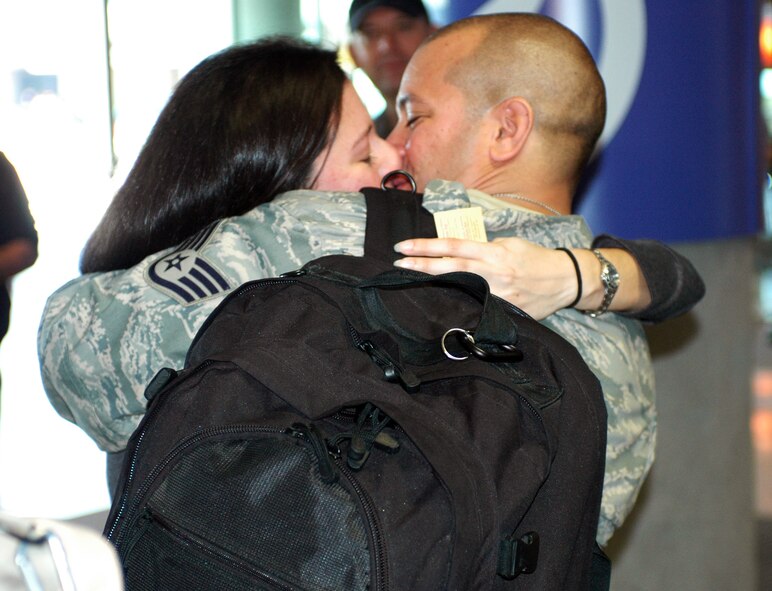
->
[103,188,607,590]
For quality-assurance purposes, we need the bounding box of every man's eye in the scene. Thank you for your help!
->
[359,29,380,42]
[396,20,418,33]
[407,116,422,129]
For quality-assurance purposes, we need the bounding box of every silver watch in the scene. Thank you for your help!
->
[583,249,620,318]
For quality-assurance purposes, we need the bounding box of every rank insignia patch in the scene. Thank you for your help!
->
[145,223,231,304]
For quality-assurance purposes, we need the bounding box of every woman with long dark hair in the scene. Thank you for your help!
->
[81,37,392,273]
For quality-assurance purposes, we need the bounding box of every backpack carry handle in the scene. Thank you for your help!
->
[360,186,525,352]
[356,267,524,354]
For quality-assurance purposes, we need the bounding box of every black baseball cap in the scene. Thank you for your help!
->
[349,0,430,30]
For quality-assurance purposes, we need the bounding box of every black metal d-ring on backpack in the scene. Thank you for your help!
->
[103,185,607,590]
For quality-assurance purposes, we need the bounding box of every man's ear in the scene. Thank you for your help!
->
[489,97,533,163]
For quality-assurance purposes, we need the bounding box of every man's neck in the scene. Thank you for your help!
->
[475,181,573,216]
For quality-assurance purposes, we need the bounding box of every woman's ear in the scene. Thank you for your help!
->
[489,97,533,163]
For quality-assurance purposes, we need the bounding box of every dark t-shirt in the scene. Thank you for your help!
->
[0,152,38,343]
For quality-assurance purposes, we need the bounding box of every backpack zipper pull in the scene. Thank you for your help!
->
[358,341,420,393]
[373,431,400,453]
[289,423,338,484]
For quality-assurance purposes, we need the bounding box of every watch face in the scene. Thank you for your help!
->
[593,250,619,315]
[583,249,620,317]
[605,265,620,289]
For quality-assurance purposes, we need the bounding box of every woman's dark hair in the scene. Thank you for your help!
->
[80,37,346,273]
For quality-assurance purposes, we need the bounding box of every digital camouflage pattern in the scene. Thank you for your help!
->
[38,179,654,546]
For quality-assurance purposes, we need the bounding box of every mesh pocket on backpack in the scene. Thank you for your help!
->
[124,436,370,591]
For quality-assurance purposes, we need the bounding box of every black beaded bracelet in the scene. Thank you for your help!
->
[555,247,582,308]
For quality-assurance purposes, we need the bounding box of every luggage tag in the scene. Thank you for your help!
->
[433,207,488,242]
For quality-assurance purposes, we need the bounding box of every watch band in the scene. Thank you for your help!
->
[583,249,620,318]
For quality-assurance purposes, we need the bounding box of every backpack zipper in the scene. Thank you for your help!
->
[109,358,222,543]
[134,507,298,591]
[333,455,390,591]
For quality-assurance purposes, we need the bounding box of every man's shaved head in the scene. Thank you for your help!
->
[423,13,606,178]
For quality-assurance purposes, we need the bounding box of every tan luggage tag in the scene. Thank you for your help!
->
[432,207,488,242]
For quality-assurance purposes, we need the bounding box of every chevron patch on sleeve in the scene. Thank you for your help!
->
[144,223,232,305]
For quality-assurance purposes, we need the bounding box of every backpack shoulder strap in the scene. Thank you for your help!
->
[362,187,437,263]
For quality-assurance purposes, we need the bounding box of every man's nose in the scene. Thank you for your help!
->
[375,30,397,53]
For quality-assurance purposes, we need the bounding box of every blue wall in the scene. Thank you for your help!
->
[435,0,763,242]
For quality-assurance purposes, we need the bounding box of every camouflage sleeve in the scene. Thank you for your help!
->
[37,267,221,452]
[37,189,369,452]
[222,189,368,273]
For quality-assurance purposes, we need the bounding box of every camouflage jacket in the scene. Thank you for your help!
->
[38,179,654,545]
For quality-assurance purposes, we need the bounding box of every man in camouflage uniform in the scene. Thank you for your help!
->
[387,14,658,546]
[39,14,661,548]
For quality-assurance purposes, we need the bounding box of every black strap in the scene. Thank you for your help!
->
[362,187,437,264]
[589,543,611,591]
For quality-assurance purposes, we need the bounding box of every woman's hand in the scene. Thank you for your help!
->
[393,237,579,320]
[393,237,651,320]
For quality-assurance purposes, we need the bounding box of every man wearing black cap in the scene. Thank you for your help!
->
[348,0,435,137]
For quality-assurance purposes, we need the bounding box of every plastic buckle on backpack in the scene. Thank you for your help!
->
[496,531,539,580]
[144,367,179,401]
